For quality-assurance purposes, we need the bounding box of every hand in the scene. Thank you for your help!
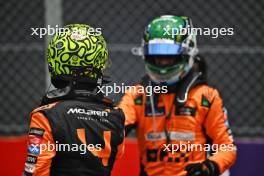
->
[185,159,220,176]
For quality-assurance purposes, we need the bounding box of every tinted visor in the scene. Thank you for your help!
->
[144,43,182,55]
[145,55,188,67]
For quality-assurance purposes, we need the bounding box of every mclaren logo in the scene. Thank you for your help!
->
[67,108,108,117]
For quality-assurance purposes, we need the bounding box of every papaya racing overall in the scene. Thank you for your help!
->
[119,71,236,176]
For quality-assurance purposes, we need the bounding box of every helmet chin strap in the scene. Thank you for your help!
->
[176,72,202,104]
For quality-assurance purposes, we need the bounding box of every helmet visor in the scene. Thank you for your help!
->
[144,43,182,55]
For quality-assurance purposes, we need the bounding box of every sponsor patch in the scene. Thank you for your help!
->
[201,95,210,107]
[23,172,32,176]
[29,128,45,137]
[145,106,165,117]
[71,32,86,40]
[146,131,195,141]
[134,96,143,105]
[67,108,108,117]
[224,119,230,128]
[175,107,196,116]
[26,155,38,164]
[28,145,40,155]
[25,163,35,173]
[223,107,230,127]
[28,135,42,145]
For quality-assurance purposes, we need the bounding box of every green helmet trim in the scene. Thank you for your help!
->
[143,15,198,57]
[144,15,188,43]
[142,15,198,85]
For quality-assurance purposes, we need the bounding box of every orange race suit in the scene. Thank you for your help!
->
[23,88,125,176]
[119,70,236,176]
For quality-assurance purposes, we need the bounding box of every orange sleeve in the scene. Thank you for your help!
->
[23,112,56,176]
[204,89,237,174]
[118,92,138,126]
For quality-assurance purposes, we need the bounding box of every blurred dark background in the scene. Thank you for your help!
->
[0,0,264,138]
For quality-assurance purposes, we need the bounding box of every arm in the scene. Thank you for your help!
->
[185,89,236,176]
[115,108,126,160]
[118,92,138,135]
[203,89,237,173]
[23,112,56,176]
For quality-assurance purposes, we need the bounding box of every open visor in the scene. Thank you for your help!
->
[144,43,182,55]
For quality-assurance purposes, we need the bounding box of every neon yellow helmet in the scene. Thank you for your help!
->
[47,24,108,88]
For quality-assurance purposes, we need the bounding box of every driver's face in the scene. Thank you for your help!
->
[154,57,174,66]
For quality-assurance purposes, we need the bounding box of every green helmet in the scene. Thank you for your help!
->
[143,15,198,85]
[47,24,108,88]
